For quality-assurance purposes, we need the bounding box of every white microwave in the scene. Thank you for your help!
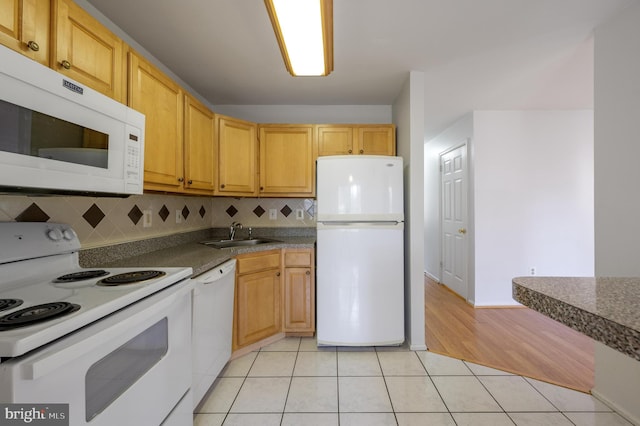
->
[0,46,145,196]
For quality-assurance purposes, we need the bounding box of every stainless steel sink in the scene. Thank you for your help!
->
[200,238,282,249]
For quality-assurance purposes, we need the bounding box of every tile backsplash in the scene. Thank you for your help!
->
[0,194,315,248]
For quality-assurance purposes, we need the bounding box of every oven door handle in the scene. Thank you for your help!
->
[23,282,193,380]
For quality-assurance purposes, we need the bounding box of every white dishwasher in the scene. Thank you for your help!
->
[191,258,236,409]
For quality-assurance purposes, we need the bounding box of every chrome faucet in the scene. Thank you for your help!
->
[229,221,243,240]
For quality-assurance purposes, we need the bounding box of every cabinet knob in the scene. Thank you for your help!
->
[220,184,225,189]
[359,149,364,154]
[260,186,264,191]
[276,272,281,277]
[27,40,40,52]
[60,60,71,70]
[188,179,193,184]
[306,270,310,275]
[348,149,352,154]
[177,177,184,182]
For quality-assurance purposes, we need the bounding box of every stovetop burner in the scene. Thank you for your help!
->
[97,270,166,286]
[53,270,109,283]
[0,302,81,331]
[0,299,23,313]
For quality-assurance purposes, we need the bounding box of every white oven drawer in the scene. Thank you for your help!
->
[0,280,194,426]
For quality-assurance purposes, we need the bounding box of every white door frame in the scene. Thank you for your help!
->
[439,142,469,301]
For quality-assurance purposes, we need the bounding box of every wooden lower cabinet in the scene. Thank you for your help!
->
[232,248,316,353]
[283,249,315,334]
[233,250,281,351]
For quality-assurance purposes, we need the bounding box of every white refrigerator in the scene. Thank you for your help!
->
[316,155,404,346]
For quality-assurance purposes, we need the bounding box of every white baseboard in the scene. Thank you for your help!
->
[424,270,439,282]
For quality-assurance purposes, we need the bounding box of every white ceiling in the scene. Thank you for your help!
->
[85,0,636,140]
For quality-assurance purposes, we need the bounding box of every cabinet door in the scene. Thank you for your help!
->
[0,0,50,65]
[184,94,215,194]
[235,269,281,348]
[259,125,315,196]
[53,0,124,101]
[216,115,257,196]
[128,51,184,191]
[317,125,354,156]
[355,126,396,155]
[283,267,314,332]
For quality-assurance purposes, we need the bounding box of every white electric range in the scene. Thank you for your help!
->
[0,222,194,426]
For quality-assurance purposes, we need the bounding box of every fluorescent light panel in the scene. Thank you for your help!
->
[265,0,333,76]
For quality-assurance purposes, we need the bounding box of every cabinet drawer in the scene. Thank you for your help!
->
[284,250,313,267]
[236,250,281,275]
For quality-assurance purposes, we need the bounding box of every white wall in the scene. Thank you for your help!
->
[594,2,640,276]
[592,4,640,423]
[425,110,594,306]
[212,105,392,124]
[473,110,594,305]
[393,71,426,350]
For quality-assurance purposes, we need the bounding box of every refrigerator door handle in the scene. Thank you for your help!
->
[317,221,404,230]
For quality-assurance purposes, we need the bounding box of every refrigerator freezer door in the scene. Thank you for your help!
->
[316,223,404,346]
[317,155,404,222]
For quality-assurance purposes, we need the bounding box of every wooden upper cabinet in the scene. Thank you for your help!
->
[0,0,50,65]
[356,125,396,155]
[317,124,396,156]
[215,115,258,196]
[53,0,125,101]
[128,50,184,191]
[259,125,315,197]
[317,126,354,156]
[184,94,215,194]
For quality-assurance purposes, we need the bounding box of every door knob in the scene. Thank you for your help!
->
[458,228,467,234]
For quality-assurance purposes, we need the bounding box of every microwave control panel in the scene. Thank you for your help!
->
[124,124,143,192]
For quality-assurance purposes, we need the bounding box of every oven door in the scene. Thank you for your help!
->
[0,280,193,426]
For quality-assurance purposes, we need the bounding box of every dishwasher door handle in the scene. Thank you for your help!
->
[199,259,236,284]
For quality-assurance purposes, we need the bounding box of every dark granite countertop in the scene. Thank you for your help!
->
[80,228,315,277]
[513,276,640,361]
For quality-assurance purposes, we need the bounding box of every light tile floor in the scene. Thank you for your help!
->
[194,337,633,426]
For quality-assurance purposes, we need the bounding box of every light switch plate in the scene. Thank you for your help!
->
[175,210,183,224]
[296,209,304,220]
[269,209,277,220]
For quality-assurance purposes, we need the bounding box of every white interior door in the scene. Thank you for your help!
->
[440,144,468,299]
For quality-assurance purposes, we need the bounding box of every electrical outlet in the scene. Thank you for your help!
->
[175,210,183,224]
[296,209,304,220]
[142,210,152,228]
[530,267,536,276]
[269,209,277,220]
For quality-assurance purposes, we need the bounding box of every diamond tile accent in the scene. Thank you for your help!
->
[128,205,143,225]
[199,205,206,218]
[182,206,190,220]
[159,205,170,222]
[226,205,238,217]
[15,203,50,222]
[253,205,266,217]
[280,205,292,217]
[82,204,106,228]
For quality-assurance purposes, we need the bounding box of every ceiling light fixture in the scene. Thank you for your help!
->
[264,0,333,77]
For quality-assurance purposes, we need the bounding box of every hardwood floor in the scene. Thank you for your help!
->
[424,277,595,393]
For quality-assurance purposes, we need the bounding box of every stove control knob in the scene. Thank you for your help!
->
[47,228,63,241]
[62,228,77,241]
